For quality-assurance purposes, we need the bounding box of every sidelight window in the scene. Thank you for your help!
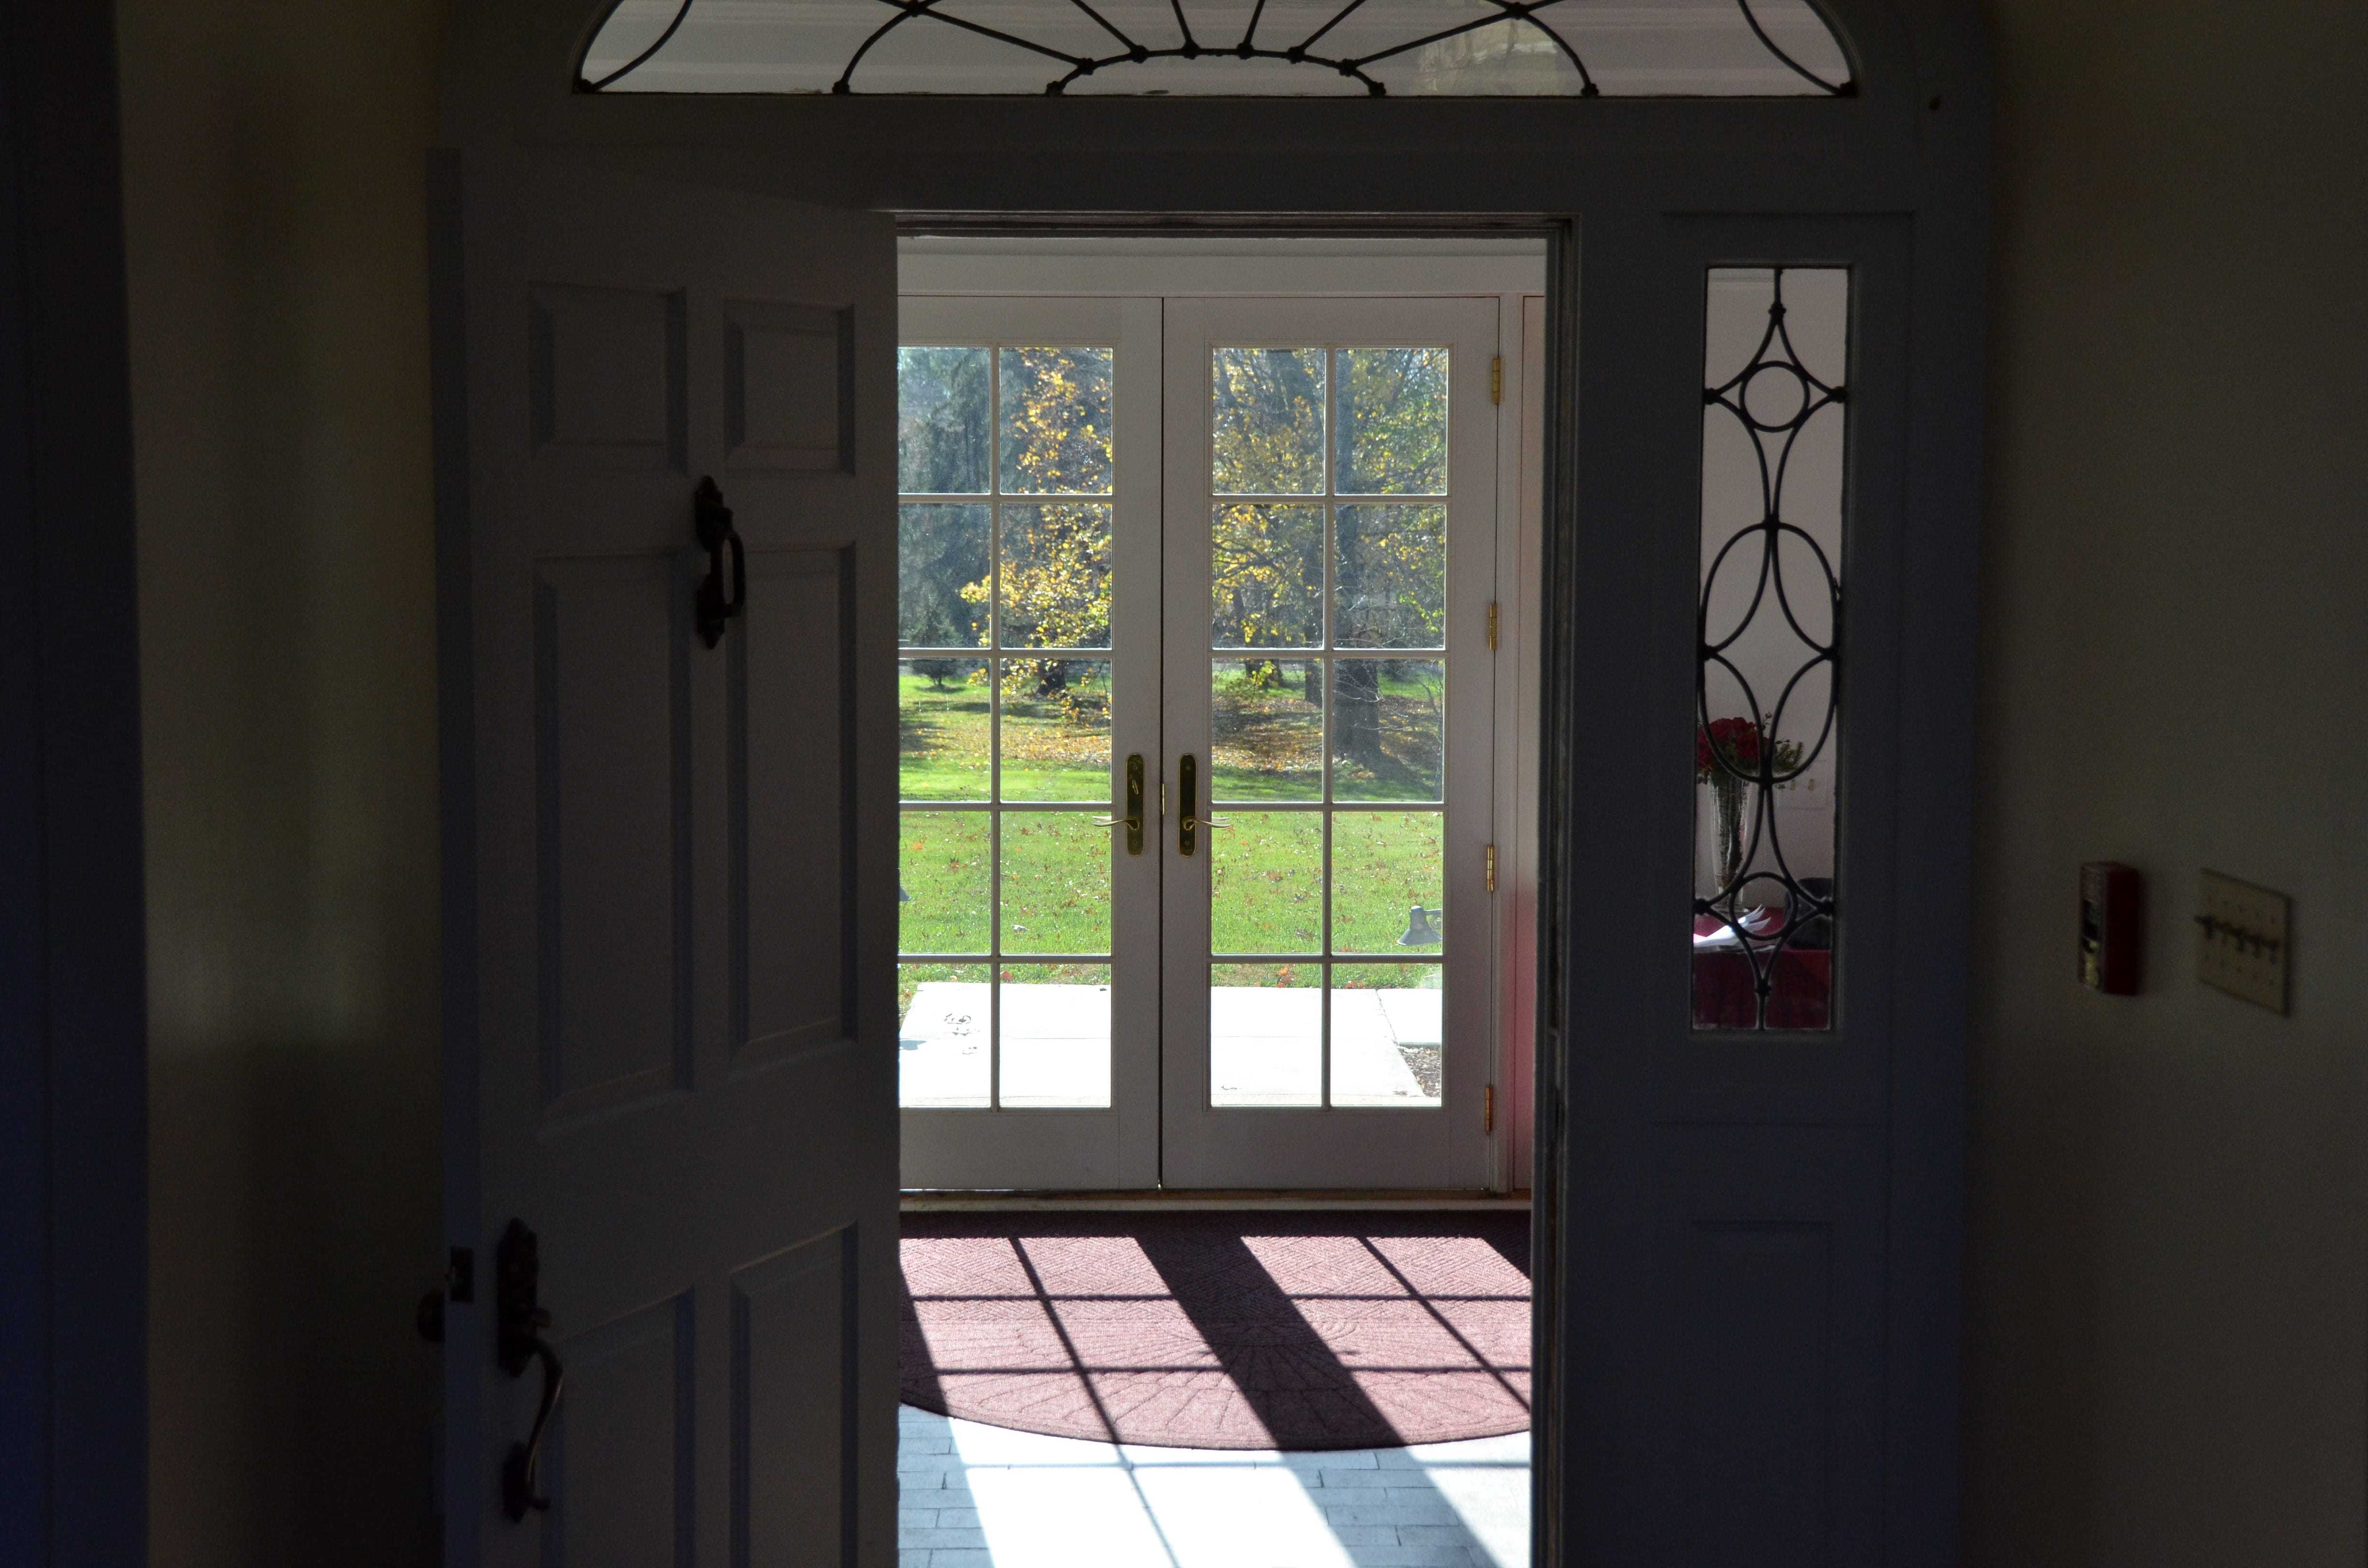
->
[1692,266,1847,1031]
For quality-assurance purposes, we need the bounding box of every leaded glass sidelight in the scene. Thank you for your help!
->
[582,0,1852,98]
[1693,267,1846,1031]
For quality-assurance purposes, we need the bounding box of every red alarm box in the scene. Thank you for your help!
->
[2079,861,2143,995]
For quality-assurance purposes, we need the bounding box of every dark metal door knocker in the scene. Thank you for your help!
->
[694,475,745,648]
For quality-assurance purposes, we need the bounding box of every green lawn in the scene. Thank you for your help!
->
[898,663,1446,990]
[900,664,1110,801]
[901,806,1443,987]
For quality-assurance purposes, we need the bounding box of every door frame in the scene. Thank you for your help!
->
[437,2,1991,1559]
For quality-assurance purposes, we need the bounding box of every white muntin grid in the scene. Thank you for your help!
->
[897,343,1118,1109]
[1202,343,1449,1108]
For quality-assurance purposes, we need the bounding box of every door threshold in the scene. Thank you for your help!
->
[901,1188,1531,1211]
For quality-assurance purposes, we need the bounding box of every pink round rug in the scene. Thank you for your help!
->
[899,1211,1530,1451]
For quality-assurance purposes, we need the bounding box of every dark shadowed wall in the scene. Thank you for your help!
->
[115,0,447,1561]
[1969,0,2368,1560]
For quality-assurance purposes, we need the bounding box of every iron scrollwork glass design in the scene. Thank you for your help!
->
[581,0,1853,98]
[1693,267,1847,1031]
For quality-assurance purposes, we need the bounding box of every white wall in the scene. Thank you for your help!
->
[117,0,447,1560]
[1968,0,2368,1558]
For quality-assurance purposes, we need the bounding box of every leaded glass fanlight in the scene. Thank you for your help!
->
[582,0,1852,96]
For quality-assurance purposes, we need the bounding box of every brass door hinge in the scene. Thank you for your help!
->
[1485,844,1497,893]
[1490,355,1504,405]
[1487,600,1498,650]
[1484,1083,1495,1134]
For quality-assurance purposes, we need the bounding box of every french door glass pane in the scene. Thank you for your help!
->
[898,347,989,494]
[999,347,1114,495]
[1328,964,1443,1108]
[1330,660,1443,802]
[1210,812,1323,955]
[898,504,990,645]
[1209,963,1322,1107]
[999,503,1113,648]
[1210,659,1324,801]
[1694,267,1846,1031]
[1210,347,1327,494]
[1210,504,1324,647]
[1000,812,1112,955]
[999,963,1111,1109]
[997,659,1110,801]
[899,658,988,801]
[1205,341,1453,1110]
[899,963,992,1108]
[1330,811,1443,955]
[899,811,990,953]
[1334,348,1449,496]
[1333,504,1446,649]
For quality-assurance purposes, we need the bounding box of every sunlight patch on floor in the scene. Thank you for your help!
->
[899,1405,1529,1568]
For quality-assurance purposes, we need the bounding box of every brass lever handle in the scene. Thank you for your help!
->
[1094,755,1146,854]
[1179,754,1222,856]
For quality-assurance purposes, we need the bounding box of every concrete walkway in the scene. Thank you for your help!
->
[900,983,1444,1110]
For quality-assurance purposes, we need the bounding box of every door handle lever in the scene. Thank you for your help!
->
[496,1219,565,1523]
[1093,754,1147,854]
[1177,754,1227,856]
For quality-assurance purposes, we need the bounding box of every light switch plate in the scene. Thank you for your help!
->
[2195,870,2289,1014]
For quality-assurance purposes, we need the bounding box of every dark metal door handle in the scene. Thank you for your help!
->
[496,1219,565,1522]
[693,476,745,648]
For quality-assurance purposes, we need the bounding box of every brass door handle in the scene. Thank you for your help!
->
[1177,754,1228,855]
[1094,754,1147,855]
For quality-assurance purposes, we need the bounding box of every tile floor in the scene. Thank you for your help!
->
[899,1404,1529,1568]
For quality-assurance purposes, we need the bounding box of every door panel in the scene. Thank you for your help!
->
[731,548,854,1066]
[732,1228,857,1564]
[435,151,896,1567]
[1160,297,1499,1191]
[543,1295,695,1568]
[533,553,692,1119]
[894,295,1162,1190]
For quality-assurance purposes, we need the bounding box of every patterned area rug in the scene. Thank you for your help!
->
[899,1211,1531,1451]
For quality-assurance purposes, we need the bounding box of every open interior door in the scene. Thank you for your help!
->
[431,149,898,1566]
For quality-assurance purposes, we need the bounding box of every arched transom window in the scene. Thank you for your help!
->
[582,0,1852,97]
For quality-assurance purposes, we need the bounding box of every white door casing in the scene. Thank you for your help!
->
[433,151,899,1567]
[893,284,1511,1193]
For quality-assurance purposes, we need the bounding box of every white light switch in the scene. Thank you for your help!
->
[2195,870,2290,1014]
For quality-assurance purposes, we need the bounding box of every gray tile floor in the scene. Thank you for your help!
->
[899,1404,1529,1568]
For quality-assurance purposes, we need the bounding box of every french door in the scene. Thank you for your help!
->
[897,292,1500,1191]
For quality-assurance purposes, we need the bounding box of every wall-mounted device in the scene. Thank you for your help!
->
[2195,869,2290,1014]
[2079,861,2143,995]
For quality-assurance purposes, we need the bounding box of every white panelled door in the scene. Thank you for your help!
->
[435,153,899,1566]
[896,291,1501,1192]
